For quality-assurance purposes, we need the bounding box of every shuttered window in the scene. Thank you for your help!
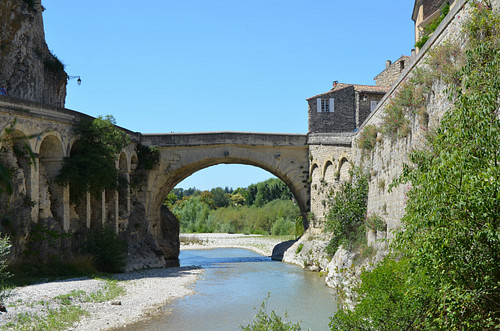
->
[317,98,334,112]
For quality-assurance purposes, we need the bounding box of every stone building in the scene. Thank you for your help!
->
[412,0,457,45]
[374,55,411,87]
[307,83,388,133]
[308,53,416,134]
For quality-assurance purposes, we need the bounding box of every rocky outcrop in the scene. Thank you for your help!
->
[0,0,66,106]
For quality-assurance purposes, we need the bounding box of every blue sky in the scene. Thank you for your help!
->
[42,0,415,191]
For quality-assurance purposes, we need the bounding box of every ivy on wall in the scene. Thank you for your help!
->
[56,115,130,204]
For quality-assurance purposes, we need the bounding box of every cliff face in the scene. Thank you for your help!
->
[0,0,66,107]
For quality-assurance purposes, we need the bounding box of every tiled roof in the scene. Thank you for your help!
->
[307,83,389,100]
[353,84,390,93]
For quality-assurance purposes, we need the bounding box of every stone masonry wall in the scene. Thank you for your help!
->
[355,92,385,128]
[307,86,355,133]
[374,56,410,87]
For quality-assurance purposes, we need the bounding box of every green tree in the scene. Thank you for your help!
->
[211,187,230,208]
[324,170,368,255]
[229,192,246,206]
[200,190,215,209]
[56,115,130,203]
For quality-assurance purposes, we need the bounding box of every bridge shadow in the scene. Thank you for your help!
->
[271,239,297,261]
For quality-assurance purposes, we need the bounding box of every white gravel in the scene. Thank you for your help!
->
[180,233,289,256]
[0,267,202,330]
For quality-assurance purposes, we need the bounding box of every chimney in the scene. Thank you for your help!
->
[385,60,392,69]
[411,48,416,57]
[332,80,338,87]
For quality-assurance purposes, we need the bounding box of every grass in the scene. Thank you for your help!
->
[4,305,88,331]
[4,278,125,330]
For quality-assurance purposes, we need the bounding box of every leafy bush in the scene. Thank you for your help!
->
[83,227,127,273]
[357,124,378,151]
[324,170,368,256]
[173,192,301,235]
[415,2,450,49]
[380,88,411,139]
[136,144,159,170]
[330,257,432,330]
[241,294,302,331]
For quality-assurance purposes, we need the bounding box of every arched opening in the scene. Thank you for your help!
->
[0,128,32,203]
[0,128,34,248]
[38,135,66,227]
[168,164,303,236]
[309,163,324,226]
[338,158,352,183]
[324,160,336,183]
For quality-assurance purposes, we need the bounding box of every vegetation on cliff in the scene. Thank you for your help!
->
[56,115,130,203]
[330,2,500,329]
[168,178,303,236]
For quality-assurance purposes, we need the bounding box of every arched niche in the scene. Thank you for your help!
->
[0,128,32,208]
[38,134,65,224]
[338,157,352,183]
[323,160,336,184]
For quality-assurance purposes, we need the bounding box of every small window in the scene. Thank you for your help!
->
[370,100,378,112]
[317,98,334,112]
[399,60,405,72]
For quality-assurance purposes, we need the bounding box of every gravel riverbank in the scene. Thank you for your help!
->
[0,234,289,330]
[0,267,202,330]
[180,233,294,257]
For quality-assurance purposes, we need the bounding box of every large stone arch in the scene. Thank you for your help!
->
[152,148,309,222]
[138,132,310,232]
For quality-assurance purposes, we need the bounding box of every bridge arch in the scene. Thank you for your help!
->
[139,132,310,229]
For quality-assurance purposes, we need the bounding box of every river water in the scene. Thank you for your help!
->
[128,248,337,330]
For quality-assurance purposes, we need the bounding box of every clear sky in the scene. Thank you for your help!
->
[41,0,415,191]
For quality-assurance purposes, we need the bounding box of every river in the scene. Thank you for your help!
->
[127,248,337,330]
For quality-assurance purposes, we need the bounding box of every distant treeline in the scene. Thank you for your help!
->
[165,178,303,236]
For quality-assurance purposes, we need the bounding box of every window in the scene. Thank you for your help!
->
[316,98,334,112]
[399,60,405,72]
[370,100,378,112]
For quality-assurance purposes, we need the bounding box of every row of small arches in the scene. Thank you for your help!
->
[310,156,352,184]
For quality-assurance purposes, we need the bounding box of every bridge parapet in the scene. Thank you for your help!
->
[141,132,307,147]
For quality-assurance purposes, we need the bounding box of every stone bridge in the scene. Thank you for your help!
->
[0,96,310,265]
[140,132,310,225]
